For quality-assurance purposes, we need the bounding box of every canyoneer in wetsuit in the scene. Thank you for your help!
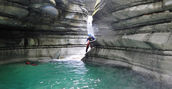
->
[86,34,96,52]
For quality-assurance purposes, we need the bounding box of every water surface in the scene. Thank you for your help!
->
[0,59,169,89]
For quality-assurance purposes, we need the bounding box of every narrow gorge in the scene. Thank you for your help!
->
[0,0,172,88]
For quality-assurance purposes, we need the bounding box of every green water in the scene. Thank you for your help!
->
[0,60,169,89]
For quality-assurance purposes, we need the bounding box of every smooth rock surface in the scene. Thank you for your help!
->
[83,0,172,86]
[0,0,90,63]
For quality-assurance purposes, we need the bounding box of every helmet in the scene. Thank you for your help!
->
[88,34,92,37]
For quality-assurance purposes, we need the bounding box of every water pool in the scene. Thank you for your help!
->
[0,60,169,89]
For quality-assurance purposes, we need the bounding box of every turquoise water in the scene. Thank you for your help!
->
[0,60,169,89]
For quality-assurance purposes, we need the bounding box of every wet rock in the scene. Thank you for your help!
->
[112,11,172,30]
[112,2,163,22]
[0,5,29,18]
[85,0,172,86]
[163,0,172,9]
[0,0,89,64]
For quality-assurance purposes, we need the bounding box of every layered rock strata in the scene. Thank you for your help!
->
[0,0,88,63]
[83,0,172,86]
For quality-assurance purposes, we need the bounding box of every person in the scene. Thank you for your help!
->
[25,61,38,66]
[86,34,96,52]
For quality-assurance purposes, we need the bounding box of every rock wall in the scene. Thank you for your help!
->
[83,0,172,85]
[0,0,89,63]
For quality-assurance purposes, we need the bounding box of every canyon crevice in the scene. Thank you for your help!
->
[0,0,172,86]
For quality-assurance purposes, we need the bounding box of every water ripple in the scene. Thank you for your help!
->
[0,60,171,89]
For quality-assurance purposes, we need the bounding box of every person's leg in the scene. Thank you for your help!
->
[90,43,93,48]
[86,42,90,52]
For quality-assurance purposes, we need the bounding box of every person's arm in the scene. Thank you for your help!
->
[90,37,96,42]
[93,37,96,41]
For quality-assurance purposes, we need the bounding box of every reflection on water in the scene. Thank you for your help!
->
[0,59,170,89]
